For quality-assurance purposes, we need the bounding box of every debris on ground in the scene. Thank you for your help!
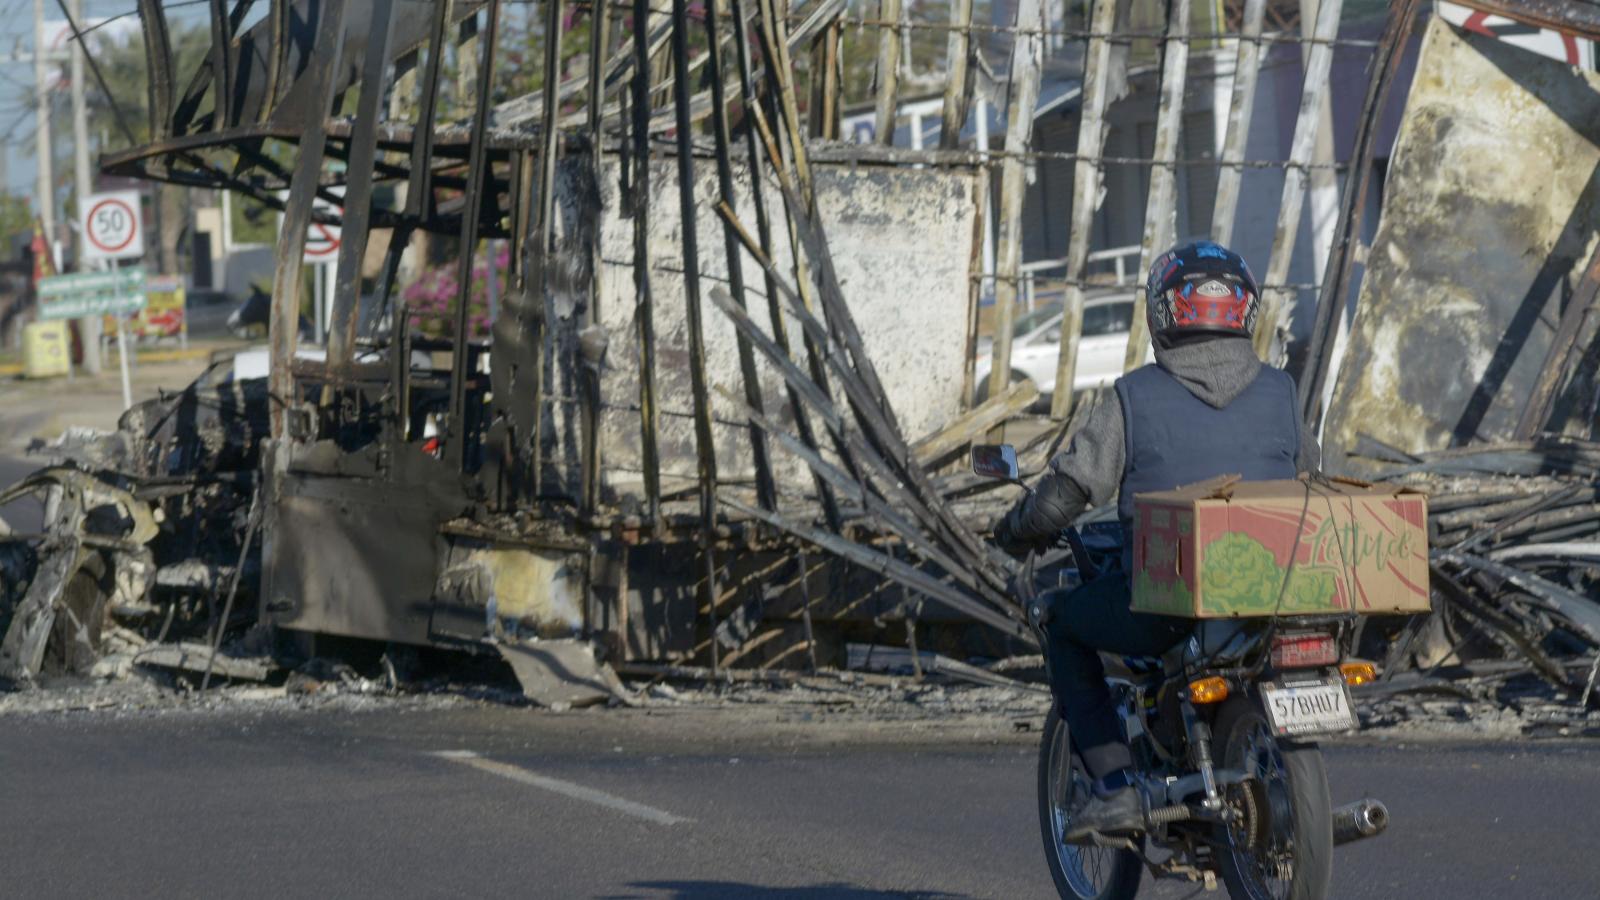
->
[1339,439,1600,726]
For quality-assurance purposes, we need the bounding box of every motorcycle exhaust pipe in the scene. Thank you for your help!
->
[1332,798,1389,846]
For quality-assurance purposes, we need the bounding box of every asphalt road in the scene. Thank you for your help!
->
[1,704,1595,899]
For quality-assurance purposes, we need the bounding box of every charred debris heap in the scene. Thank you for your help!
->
[1,0,1599,721]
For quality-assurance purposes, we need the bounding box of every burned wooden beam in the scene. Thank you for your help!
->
[1048,0,1117,420]
[670,0,725,669]
[720,495,1029,641]
[1253,0,1343,363]
[629,0,664,528]
[937,0,974,149]
[711,206,1016,600]
[327,0,397,378]
[912,380,1040,467]
[529,0,567,495]
[1211,0,1267,246]
[872,0,903,145]
[1300,0,1423,427]
[985,0,1044,406]
[1513,240,1600,440]
[705,0,777,512]
[729,0,841,529]
[444,0,501,472]
[267,0,348,441]
[718,386,991,597]
[1123,0,1192,372]
[581,0,612,520]
[808,14,842,139]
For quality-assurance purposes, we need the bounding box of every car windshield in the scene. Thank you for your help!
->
[1083,299,1135,336]
[1011,302,1062,337]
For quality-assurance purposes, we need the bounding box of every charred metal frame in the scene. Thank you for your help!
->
[90,0,1596,673]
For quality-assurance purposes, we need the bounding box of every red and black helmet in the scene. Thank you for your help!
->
[1144,241,1260,340]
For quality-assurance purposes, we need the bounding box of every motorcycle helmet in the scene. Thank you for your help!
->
[1143,240,1260,341]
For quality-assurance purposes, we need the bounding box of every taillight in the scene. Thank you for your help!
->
[1271,631,1338,668]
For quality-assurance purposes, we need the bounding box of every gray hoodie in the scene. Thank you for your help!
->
[999,336,1321,544]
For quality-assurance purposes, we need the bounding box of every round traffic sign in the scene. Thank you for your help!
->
[305,221,341,259]
[86,197,139,254]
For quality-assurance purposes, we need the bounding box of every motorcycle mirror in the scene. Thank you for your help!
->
[970,443,1021,483]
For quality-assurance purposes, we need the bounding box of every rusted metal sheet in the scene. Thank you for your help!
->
[1300,0,1425,428]
[1324,18,1600,470]
[1453,0,1600,39]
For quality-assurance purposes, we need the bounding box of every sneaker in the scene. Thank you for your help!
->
[1063,785,1145,843]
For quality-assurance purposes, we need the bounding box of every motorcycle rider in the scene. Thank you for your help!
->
[993,240,1321,840]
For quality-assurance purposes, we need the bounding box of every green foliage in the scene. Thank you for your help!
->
[1200,533,1282,612]
[230,196,279,246]
[0,193,34,251]
[88,27,212,154]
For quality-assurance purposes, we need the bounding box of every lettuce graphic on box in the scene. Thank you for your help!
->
[1199,533,1339,614]
[1134,568,1193,616]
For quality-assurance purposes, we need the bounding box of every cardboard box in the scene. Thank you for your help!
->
[1130,476,1431,618]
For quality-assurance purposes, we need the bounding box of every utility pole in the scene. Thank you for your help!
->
[70,0,101,373]
[33,0,53,245]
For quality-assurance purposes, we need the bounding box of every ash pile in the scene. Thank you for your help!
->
[1344,440,1600,737]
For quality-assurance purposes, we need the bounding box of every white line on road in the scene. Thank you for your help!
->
[429,751,693,826]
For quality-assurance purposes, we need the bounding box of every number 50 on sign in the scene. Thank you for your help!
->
[80,190,145,262]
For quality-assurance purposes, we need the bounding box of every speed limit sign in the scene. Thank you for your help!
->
[80,190,145,262]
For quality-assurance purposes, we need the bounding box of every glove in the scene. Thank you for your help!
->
[992,504,1050,559]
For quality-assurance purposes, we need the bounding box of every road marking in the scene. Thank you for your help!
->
[429,751,692,826]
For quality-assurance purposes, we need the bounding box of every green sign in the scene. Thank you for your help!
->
[38,268,147,320]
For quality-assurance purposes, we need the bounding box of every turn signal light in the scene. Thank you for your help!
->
[1188,676,1230,704]
[1340,661,1378,687]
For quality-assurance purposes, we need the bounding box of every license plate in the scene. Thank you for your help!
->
[1260,678,1356,736]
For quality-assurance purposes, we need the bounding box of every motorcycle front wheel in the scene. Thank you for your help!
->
[1214,697,1333,900]
[1037,707,1143,900]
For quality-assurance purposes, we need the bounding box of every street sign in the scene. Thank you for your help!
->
[38,267,147,319]
[277,191,344,263]
[80,190,146,262]
[305,216,342,261]
[126,274,186,338]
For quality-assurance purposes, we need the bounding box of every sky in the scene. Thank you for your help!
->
[0,0,208,202]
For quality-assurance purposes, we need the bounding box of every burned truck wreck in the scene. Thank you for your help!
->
[1,366,267,684]
[3,0,1600,722]
[2,0,1026,695]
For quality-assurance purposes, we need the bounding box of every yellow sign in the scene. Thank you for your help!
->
[108,274,185,338]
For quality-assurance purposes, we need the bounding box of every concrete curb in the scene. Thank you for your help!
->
[0,344,215,377]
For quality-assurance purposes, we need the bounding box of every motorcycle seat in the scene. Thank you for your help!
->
[1103,620,1257,682]
[1162,619,1258,673]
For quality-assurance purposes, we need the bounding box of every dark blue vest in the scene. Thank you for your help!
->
[1115,363,1300,572]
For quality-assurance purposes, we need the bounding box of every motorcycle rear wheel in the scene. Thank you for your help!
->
[1214,697,1333,900]
[1037,707,1143,900]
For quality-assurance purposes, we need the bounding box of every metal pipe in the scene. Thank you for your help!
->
[629,0,663,529]
[444,0,501,471]
[1332,798,1389,845]
[704,0,776,512]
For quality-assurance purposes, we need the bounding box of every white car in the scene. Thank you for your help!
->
[974,291,1136,404]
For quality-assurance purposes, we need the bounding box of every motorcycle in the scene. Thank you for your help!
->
[970,444,1389,900]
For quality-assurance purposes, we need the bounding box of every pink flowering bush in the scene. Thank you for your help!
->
[402,243,511,339]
